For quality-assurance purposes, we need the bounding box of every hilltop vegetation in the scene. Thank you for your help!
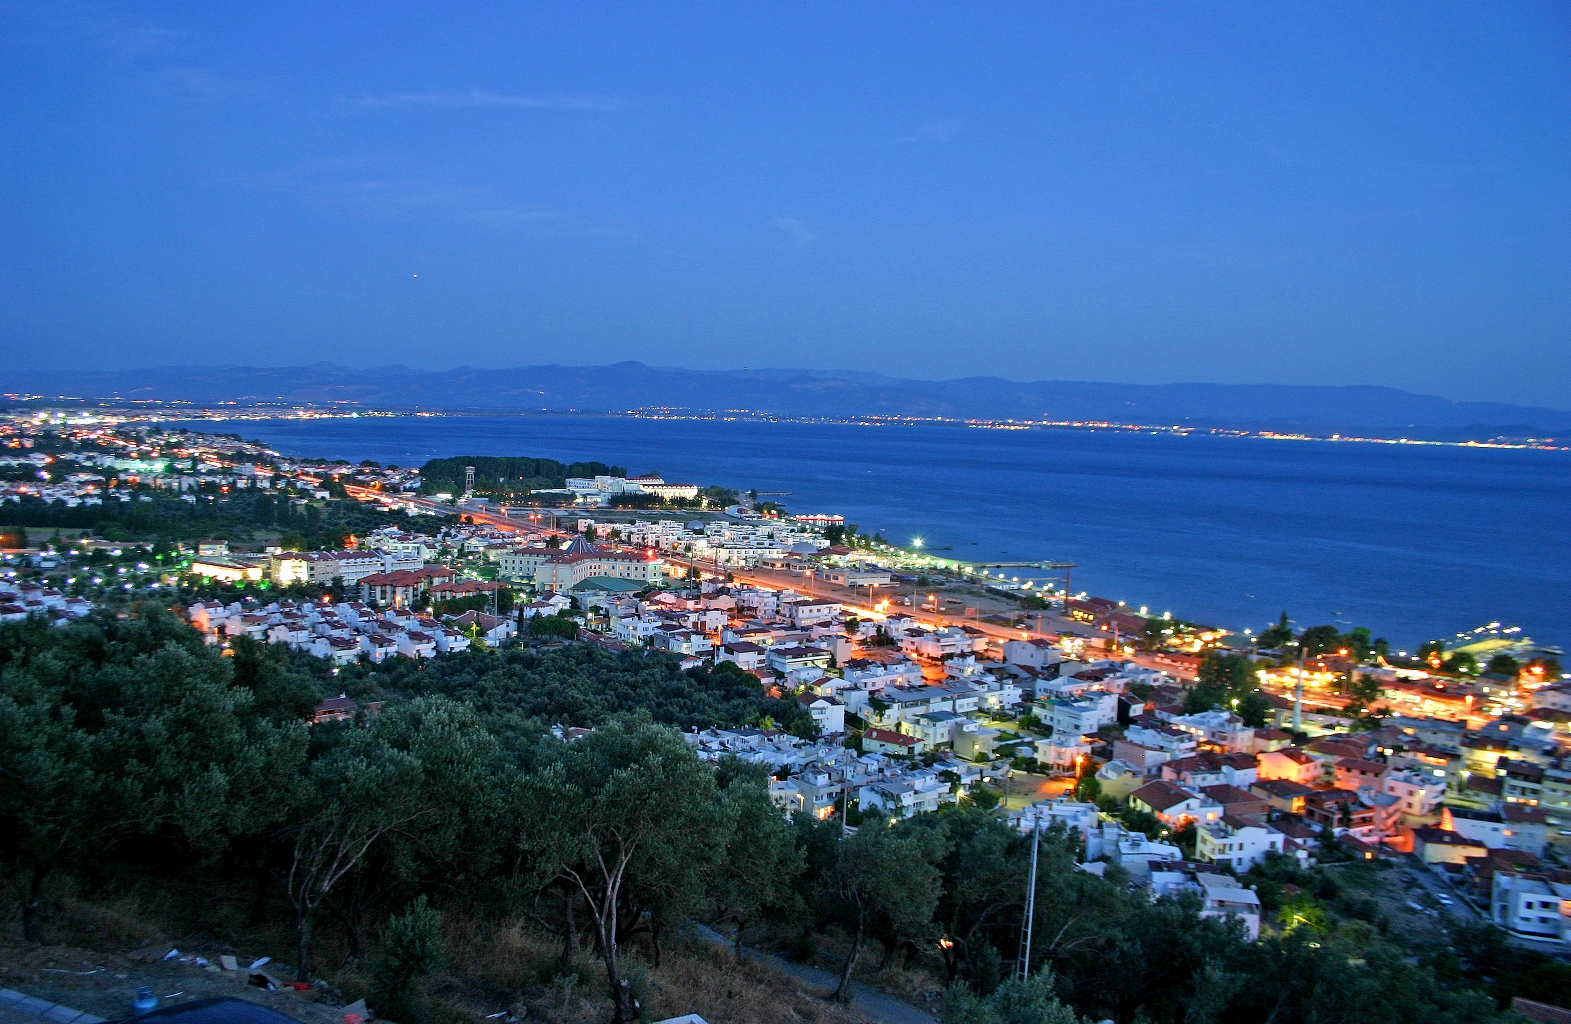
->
[418,457,626,498]
[0,610,1561,1024]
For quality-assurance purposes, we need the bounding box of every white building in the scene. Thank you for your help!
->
[1195,819,1286,871]
[1491,873,1571,945]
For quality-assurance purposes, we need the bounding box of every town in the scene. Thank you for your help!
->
[2,409,1568,1024]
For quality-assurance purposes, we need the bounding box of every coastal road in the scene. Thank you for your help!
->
[665,555,1057,646]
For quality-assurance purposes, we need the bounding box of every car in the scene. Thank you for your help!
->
[1436,894,1453,905]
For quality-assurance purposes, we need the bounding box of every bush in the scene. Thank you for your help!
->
[369,896,446,1023]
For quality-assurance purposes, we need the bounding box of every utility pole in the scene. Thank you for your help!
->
[1017,817,1041,982]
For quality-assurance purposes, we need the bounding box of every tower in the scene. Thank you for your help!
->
[464,465,475,498]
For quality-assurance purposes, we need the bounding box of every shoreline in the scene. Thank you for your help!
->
[8,403,1568,452]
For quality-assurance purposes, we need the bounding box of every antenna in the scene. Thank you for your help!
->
[1017,815,1041,982]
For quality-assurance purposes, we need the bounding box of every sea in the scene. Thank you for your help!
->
[203,415,1571,652]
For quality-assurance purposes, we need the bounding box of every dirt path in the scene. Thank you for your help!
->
[693,926,936,1024]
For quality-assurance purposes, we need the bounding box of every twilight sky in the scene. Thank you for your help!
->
[2,3,1568,406]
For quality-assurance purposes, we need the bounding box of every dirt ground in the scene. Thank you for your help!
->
[0,941,348,1024]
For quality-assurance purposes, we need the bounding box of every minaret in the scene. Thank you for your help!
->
[1292,647,1305,733]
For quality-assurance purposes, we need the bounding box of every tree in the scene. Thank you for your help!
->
[522,716,728,1024]
[710,757,805,957]
[0,609,307,941]
[282,727,428,980]
[1257,612,1294,650]
[1296,625,1342,658]
[829,816,948,1001]
[368,896,446,1024]
[1485,653,1520,677]
[529,614,580,640]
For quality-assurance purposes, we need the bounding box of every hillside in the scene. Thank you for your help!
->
[3,362,1567,440]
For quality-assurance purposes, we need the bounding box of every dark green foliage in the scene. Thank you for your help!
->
[417,456,625,497]
[353,642,811,734]
[0,488,407,548]
[527,614,580,640]
[368,896,446,1024]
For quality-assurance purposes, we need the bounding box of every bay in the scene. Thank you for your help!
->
[211,415,1570,651]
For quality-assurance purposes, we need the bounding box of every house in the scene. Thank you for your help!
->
[1491,873,1571,944]
[1333,757,1390,792]
[1112,740,1172,776]
[1095,759,1148,802]
[1449,806,1549,857]
[1413,826,1490,866]
[1381,769,1444,817]
[1201,784,1269,821]
[519,592,573,618]
[1128,780,1223,826]
[863,727,924,757]
[358,633,400,663]
[785,598,841,628]
[913,710,965,750]
[396,630,437,659]
[359,567,455,608]
[310,636,362,665]
[1303,788,1375,830]
[952,720,1002,762]
[1003,638,1061,669]
[716,641,767,671]
[795,692,846,736]
[860,777,943,819]
[1196,817,1286,872]
[1250,778,1315,816]
[1150,869,1262,940]
[312,694,361,724]
[1049,692,1119,740]
[189,556,265,584]
[1257,748,1320,785]
[435,628,472,654]
[444,609,517,644]
[765,644,832,676]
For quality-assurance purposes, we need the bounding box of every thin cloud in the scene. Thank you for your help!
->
[343,90,626,112]
[771,217,820,247]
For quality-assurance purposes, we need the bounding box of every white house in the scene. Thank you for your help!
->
[1195,819,1285,871]
[716,641,766,671]
[1491,873,1570,945]
[794,692,846,735]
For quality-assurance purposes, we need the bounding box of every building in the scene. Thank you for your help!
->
[1128,780,1222,827]
[1413,826,1490,866]
[1195,818,1286,871]
[534,538,664,591]
[359,567,455,608]
[863,727,924,757]
[189,556,264,584]
[1449,806,1550,857]
[1256,748,1322,785]
[1491,873,1571,945]
[795,692,847,736]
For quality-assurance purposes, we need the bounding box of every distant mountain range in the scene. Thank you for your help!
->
[4,362,1567,440]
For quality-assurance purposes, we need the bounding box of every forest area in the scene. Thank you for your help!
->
[0,488,409,549]
[0,609,1564,1024]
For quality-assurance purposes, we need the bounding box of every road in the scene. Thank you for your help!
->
[693,925,936,1024]
[664,555,1058,646]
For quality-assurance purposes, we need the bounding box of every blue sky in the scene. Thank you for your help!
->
[1,2,1568,406]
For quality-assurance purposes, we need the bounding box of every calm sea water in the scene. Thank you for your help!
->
[209,416,1570,650]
